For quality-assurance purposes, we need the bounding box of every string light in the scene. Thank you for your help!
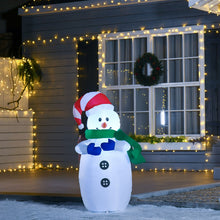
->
[20,0,151,16]
[22,23,220,48]
[0,58,27,110]
[0,163,214,174]
[0,165,79,174]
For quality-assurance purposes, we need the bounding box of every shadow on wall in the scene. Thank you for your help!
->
[0,1,30,58]
[0,33,14,57]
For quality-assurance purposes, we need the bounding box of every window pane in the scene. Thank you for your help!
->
[105,64,118,86]
[121,113,134,134]
[158,60,167,83]
[185,58,199,82]
[120,39,132,61]
[155,88,168,110]
[169,60,183,82]
[120,63,133,85]
[134,38,147,60]
[170,112,184,134]
[155,111,168,135]
[184,34,198,57]
[170,87,183,110]
[121,89,134,111]
[169,35,182,58]
[105,40,118,62]
[136,88,149,111]
[186,86,200,109]
[106,90,119,112]
[136,113,149,135]
[154,36,167,59]
[186,111,200,134]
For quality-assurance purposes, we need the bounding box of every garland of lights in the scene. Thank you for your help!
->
[129,134,217,145]
[134,52,163,86]
[129,134,187,144]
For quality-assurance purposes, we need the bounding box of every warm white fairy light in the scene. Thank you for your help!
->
[19,0,153,16]
[21,23,220,48]
[19,0,220,17]
[0,58,28,110]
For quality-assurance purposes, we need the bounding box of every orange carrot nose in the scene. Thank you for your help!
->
[102,122,107,128]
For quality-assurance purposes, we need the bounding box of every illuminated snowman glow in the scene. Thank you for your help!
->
[73,92,132,212]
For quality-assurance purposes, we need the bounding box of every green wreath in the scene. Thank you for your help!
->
[134,53,163,86]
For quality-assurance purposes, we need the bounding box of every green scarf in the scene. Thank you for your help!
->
[85,129,146,164]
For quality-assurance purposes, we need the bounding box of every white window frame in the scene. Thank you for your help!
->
[98,25,205,137]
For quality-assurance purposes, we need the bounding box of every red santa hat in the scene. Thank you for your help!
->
[73,91,114,129]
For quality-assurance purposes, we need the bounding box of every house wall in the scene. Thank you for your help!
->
[23,43,78,167]
[139,145,220,171]
[0,111,33,170]
[21,0,220,168]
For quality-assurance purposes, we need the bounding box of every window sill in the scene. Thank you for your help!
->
[139,142,204,151]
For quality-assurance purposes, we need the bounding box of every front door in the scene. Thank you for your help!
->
[77,39,98,97]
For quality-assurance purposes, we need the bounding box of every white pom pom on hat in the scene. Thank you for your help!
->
[73,91,114,130]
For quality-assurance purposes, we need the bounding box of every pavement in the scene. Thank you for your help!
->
[131,183,220,210]
[0,168,219,210]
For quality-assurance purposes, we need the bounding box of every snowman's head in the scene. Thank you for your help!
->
[73,91,119,131]
[87,110,120,131]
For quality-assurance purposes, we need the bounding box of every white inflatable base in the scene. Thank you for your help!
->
[79,151,132,212]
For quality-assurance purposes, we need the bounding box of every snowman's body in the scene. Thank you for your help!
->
[75,109,132,212]
[78,138,132,212]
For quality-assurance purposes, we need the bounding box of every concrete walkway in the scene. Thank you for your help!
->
[132,185,220,210]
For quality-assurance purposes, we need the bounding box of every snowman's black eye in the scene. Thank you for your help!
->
[98,118,102,122]
[106,117,109,121]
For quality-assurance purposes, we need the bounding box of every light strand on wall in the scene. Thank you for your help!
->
[20,0,150,15]
[22,23,220,47]
[0,58,26,110]
[0,164,214,174]
[19,0,220,16]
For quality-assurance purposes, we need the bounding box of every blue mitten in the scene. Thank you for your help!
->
[87,143,101,156]
[101,139,115,151]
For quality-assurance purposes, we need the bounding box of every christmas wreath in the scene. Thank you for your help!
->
[134,52,163,86]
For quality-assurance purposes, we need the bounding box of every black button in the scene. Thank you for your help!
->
[101,178,110,187]
[99,160,109,170]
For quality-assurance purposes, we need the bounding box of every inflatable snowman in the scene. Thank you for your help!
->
[73,91,145,212]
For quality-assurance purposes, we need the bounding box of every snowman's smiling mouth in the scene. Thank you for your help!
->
[96,127,112,130]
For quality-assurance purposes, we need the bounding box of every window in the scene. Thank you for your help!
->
[98,26,205,137]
